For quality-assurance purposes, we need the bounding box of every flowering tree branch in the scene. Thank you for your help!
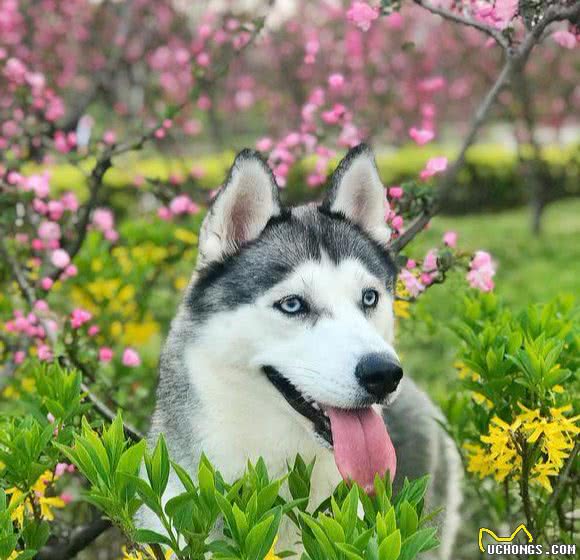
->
[412,0,510,48]
[390,0,580,253]
[0,237,145,442]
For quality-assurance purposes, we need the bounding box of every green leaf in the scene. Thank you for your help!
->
[134,529,173,547]
[378,529,401,560]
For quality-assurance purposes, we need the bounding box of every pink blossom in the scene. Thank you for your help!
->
[38,221,61,241]
[64,264,78,277]
[389,186,403,199]
[51,249,70,269]
[420,156,448,180]
[103,130,116,145]
[391,215,404,231]
[40,277,54,290]
[60,492,73,505]
[34,300,49,312]
[47,412,56,424]
[423,249,438,273]
[60,193,79,212]
[494,0,518,26]
[347,1,379,32]
[122,348,141,367]
[88,325,100,337]
[399,269,425,298]
[256,137,273,151]
[418,76,446,93]
[98,347,113,363]
[14,350,25,364]
[443,231,457,247]
[70,308,92,329]
[37,345,53,362]
[328,73,345,89]
[552,30,577,49]
[4,58,27,84]
[409,127,435,146]
[406,259,416,269]
[157,207,171,220]
[92,208,114,232]
[169,195,198,215]
[467,251,496,292]
[55,462,70,477]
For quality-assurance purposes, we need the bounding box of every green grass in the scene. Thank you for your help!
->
[397,198,580,402]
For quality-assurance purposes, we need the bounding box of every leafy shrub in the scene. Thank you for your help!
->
[0,361,438,559]
[445,293,578,545]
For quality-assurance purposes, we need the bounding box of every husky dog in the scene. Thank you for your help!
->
[139,144,462,557]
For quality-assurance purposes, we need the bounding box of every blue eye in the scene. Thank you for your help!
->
[362,289,379,308]
[275,295,308,315]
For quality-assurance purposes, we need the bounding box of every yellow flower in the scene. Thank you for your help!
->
[393,299,411,319]
[467,405,579,491]
[174,276,189,291]
[123,318,159,346]
[6,470,66,527]
[454,361,480,382]
[174,228,198,245]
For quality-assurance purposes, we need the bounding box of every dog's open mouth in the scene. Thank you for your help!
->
[263,366,333,446]
[262,366,397,493]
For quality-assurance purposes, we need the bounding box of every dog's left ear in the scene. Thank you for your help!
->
[197,149,281,269]
[321,144,390,243]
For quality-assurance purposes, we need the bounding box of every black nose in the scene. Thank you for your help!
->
[355,353,403,402]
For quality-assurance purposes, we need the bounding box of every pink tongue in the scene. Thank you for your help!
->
[326,407,396,494]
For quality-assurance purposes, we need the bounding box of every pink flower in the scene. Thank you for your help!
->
[88,325,100,336]
[420,156,448,180]
[103,130,116,145]
[122,348,141,367]
[391,215,404,231]
[399,269,425,298]
[157,207,171,220]
[423,249,438,273]
[389,186,403,199]
[169,195,197,215]
[443,231,457,247]
[467,251,496,292]
[55,462,70,477]
[37,344,53,362]
[64,264,78,277]
[98,347,113,363]
[14,350,25,364]
[60,492,73,505]
[418,76,446,93]
[328,73,345,89]
[40,277,54,291]
[494,0,518,26]
[34,300,49,312]
[92,208,114,232]
[47,412,56,424]
[552,30,577,49]
[409,127,435,146]
[70,308,92,329]
[61,192,79,212]
[51,249,70,269]
[347,1,379,32]
[38,221,61,241]
[256,137,273,151]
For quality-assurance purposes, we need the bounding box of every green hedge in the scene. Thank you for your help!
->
[29,143,580,214]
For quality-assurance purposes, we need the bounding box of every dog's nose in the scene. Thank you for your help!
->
[355,353,403,402]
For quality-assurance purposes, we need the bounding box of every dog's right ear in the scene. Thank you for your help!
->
[196,149,281,269]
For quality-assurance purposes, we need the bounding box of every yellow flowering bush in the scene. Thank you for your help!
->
[446,293,579,543]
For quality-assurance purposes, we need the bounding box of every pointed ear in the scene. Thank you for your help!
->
[197,149,281,268]
[321,144,390,244]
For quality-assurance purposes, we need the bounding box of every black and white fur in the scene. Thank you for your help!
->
[138,145,462,558]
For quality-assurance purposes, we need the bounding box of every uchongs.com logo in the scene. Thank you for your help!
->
[478,524,576,556]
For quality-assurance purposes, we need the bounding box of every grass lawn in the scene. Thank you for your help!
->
[397,198,580,402]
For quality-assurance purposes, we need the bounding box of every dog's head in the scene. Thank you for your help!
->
[185,144,401,488]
